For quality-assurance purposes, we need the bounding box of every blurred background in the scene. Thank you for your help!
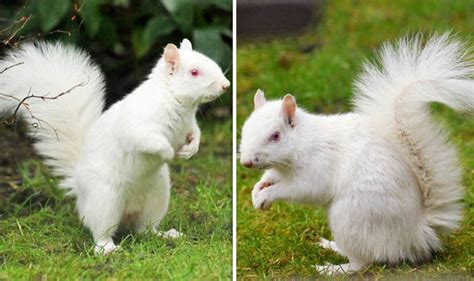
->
[236,0,473,278]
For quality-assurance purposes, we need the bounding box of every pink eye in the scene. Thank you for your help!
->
[269,131,280,142]
[191,69,199,76]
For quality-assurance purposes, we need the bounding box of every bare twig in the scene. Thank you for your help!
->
[5,81,87,125]
[1,78,88,141]
[0,95,13,102]
[2,15,32,46]
[11,28,73,46]
[0,93,22,103]
[0,90,59,138]
[0,17,17,22]
[46,29,72,37]
[1,0,86,47]
[0,62,24,74]
[0,16,23,34]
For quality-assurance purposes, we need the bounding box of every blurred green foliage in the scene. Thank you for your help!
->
[0,0,232,109]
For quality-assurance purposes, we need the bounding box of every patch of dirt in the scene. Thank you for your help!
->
[0,124,36,215]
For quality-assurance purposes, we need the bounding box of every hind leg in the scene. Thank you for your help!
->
[318,237,346,257]
[315,259,368,275]
[76,183,123,255]
[315,238,367,275]
[134,165,180,237]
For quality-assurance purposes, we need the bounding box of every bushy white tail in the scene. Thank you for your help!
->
[353,33,473,232]
[0,42,106,188]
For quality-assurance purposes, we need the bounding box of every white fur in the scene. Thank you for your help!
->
[0,40,230,254]
[240,33,472,274]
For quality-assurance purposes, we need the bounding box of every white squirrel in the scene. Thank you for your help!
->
[0,39,230,254]
[240,33,473,274]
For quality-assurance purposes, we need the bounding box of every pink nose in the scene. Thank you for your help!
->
[222,81,230,91]
[242,161,253,168]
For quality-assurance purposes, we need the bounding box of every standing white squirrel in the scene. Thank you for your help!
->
[240,33,473,274]
[0,39,230,254]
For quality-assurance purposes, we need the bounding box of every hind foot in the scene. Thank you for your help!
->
[154,228,183,239]
[317,237,345,256]
[314,262,367,275]
[94,238,119,255]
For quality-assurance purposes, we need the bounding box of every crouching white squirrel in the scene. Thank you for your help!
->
[240,33,473,274]
[0,39,230,254]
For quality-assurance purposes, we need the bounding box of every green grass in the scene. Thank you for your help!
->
[236,0,474,279]
[0,120,232,279]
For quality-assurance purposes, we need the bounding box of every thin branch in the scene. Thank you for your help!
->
[0,90,59,138]
[22,98,60,140]
[46,29,72,37]
[0,62,24,74]
[2,15,31,46]
[0,17,17,22]
[0,93,22,103]
[1,78,89,141]
[6,80,88,125]
[0,17,22,34]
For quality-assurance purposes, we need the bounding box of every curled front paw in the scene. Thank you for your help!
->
[251,181,274,210]
[161,145,175,161]
[177,143,198,159]
[177,134,199,159]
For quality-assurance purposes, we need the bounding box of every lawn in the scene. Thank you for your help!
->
[0,119,232,279]
[236,0,474,279]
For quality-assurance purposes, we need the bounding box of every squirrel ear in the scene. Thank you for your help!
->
[282,94,296,127]
[164,44,180,75]
[254,89,266,110]
[180,39,192,51]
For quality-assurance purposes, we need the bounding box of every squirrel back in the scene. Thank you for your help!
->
[0,42,106,185]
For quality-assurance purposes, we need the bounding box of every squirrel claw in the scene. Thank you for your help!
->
[177,144,198,159]
[252,182,274,210]
[259,181,272,190]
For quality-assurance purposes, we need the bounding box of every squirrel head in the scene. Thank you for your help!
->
[240,89,298,170]
[152,38,230,105]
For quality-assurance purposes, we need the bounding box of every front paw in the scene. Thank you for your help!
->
[177,142,198,159]
[252,181,274,210]
[161,145,175,161]
[177,134,199,159]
